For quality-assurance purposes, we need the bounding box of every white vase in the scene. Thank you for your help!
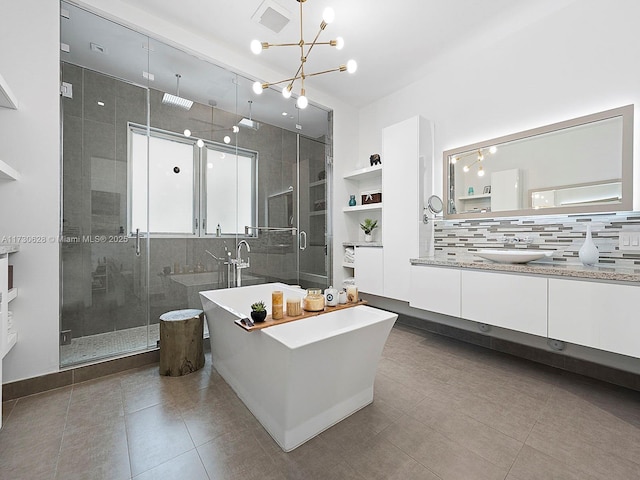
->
[364,233,373,242]
[579,224,599,266]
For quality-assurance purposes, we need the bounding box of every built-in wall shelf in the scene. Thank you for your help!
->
[342,204,383,213]
[0,245,19,255]
[309,179,326,188]
[458,193,491,201]
[0,73,18,109]
[4,332,17,358]
[343,164,382,182]
[7,288,17,303]
[0,159,21,181]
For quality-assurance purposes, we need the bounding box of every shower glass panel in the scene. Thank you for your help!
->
[299,134,331,289]
[60,2,151,366]
[60,1,332,367]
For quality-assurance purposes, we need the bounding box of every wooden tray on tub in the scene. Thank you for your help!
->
[235,300,368,332]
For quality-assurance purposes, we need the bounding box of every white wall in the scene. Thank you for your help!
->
[358,0,640,207]
[0,0,61,382]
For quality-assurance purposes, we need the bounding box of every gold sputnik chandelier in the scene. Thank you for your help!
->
[451,146,498,177]
[250,0,357,109]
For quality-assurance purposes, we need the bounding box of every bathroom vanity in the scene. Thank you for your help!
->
[409,259,640,360]
[200,283,397,451]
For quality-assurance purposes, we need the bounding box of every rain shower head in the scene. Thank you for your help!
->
[238,100,260,130]
[162,74,193,110]
[162,93,193,110]
[238,118,260,130]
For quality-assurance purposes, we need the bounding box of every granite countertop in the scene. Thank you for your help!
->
[410,255,640,283]
[0,244,19,255]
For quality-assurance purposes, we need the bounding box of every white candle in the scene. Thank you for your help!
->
[346,285,358,303]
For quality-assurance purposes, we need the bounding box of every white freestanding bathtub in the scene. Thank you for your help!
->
[199,282,397,451]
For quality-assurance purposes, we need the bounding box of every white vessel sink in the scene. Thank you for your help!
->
[475,249,554,264]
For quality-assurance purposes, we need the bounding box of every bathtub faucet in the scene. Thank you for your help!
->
[236,240,251,268]
[235,240,251,287]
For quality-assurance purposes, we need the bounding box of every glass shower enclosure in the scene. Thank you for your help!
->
[59,2,332,367]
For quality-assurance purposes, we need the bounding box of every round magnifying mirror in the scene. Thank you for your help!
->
[427,195,443,215]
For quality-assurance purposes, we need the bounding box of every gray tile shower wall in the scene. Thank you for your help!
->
[433,212,640,269]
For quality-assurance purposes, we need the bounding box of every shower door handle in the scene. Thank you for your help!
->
[299,230,307,251]
[135,228,141,257]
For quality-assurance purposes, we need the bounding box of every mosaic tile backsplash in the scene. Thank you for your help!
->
[433,212,640,269]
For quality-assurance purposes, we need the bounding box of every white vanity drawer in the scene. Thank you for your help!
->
[548,278,640,358]
[409,265,461,317]
[461,270,547,336]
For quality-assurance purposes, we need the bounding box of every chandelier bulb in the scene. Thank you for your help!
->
[282,85,292,99]
[183,129,191,137]
[477,166,485,177]
[223,135,231,144]
[346,59,358,74]
[450,156,457,164]
[250,39,262,55]
[334,37,344,50]
[196,139,204,148]
[322,7,335,24]
[489,145,497,154]
[297,94,308,109]
[232,125,239,133]
[252,81,264,95]
[463,165,470,173]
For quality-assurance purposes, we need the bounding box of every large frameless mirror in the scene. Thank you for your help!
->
[444,105,633,219]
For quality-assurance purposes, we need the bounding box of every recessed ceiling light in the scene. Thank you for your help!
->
[282,112,288,116]
[97,101,105,106]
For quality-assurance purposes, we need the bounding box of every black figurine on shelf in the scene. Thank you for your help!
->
[369,154,381,166]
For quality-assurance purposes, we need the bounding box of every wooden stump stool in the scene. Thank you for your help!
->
[159,309,205,376]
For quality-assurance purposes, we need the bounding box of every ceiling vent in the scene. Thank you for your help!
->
[251,0,291,33]
[90,42,107,54]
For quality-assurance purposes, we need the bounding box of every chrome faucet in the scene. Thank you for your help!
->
[237,240,251,266]
[235,240,251,287]
[500,235,533,245]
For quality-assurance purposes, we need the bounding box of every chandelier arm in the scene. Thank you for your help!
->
[304,26,324,60]
[287,61,305,90]
[265,74,303,87]
[452,147,492,163]
[264,42,300,48]
[265,41,335,49]
[299,0,305,91]
[303,66,346,78]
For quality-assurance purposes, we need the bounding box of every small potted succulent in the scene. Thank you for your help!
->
[250,301,267,322]
[360,218,378,242]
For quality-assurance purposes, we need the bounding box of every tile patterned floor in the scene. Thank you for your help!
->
[2,324,640,480]
[61,323,210,367]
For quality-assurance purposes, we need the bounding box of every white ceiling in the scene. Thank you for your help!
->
[62,0,574,138]
[112,0,573,108]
